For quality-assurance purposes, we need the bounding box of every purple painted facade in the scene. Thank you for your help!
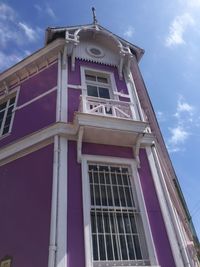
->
[0,63,58,148]
[139,149,176,267]
[0,144,53,267]
[67,141,85,267]
[67,141,175,267]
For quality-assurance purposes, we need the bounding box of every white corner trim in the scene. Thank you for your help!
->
[61,50,68,122]
[77,126,84,163]
[151,145,192,267]
[125,67,145,122]
[48,135,59,267]
[56,136,68,267]
[146,146,185,267]
[57,52,62,121]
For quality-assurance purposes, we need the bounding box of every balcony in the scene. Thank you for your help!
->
[74,95,151,147]
[79,95,136,120]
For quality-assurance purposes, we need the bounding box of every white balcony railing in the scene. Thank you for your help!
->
[79,95,136,120]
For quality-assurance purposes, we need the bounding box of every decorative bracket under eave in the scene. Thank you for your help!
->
[77,126,84,163]
[133,133,144,168]
[62,44,68,68]
[3,81,9,95]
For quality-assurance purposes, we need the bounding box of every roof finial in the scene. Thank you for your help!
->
[92,7,98,25]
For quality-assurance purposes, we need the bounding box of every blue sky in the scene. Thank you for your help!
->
[1,0,200,239]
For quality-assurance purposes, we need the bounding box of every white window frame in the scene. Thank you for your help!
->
[0,87,19,138]
[81,155,160,267]
[80,67,118,100]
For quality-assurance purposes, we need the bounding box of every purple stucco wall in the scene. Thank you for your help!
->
[139,149,176,267]
[67,59,129,122]
[0,144,53,267]
[67,141,85,267]
[68,142,175,267]
[0,63,58,148]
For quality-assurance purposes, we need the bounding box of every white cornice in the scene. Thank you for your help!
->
[0,39,66,90]
[0,122,76,166]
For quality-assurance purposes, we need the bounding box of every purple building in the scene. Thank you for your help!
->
[0,19,199,267]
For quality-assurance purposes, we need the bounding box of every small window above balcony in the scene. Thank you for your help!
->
[85,72,111,99]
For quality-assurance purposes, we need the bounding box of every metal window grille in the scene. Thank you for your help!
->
[88,164,150,266]
[0,96,16,136]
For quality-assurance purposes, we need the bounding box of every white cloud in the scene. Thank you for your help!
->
[34,4,42,12]
[169,126,189,145]
[165,13,195,47]
[174,96,194,118]
[0,51,22,70]
[18,22,38,42]
[124,26,134,38]
[186,0,200,8]
[34,4,56,19]
[46,6,56,19]
[0,3,16,21]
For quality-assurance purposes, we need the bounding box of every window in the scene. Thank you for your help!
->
[0,95,16,137]
[82,156,158,267]
[86,46,104,58]
[85,71,111,100]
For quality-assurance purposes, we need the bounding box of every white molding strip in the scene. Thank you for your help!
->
[146,146,185,267]
[0,122,76,166]
[48,135,59,267]
[14,87,57,111]
[56,136,68,267]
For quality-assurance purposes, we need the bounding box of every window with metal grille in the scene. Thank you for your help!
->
[0,95,16,137]
[85,72,111,100]
[88,163,150,266]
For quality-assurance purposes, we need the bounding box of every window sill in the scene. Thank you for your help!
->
[93,261,160,267]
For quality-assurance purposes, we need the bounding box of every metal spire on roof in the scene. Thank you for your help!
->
[92,7,98,25]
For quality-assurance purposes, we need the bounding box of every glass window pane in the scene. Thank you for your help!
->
[86,74,96,81]
[120,235,128,260]
[9,96,16,105]
[107,186,113,206]
[125,187,133,207]
[99,235,106,260]
[113,186,120,206]
[119,187,126,206]
[0,111,5,128]
[104,213,110,233]
[94,185,100,205]
[97,214,103,233]
[123,214,131,233]
[127,235,135,260]
[106,235,114,260]
[92,235,99,260]
[117,214,124,233]
[91,213,97,233]
[99,87,110,99]
[97,76,108,83]
[112,234,119,260]
[133,236,142,259]
[90,185,94,205]
[87,85,98,97]
[101,185,107,206]
[0,102,6,110]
